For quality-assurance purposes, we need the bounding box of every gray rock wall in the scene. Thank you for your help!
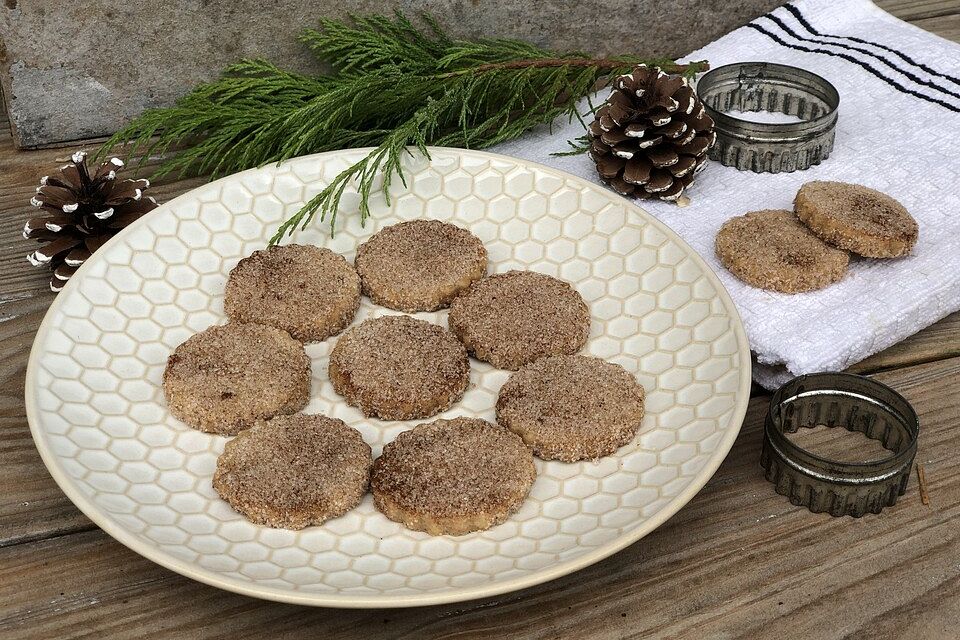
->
[0,0,782,148]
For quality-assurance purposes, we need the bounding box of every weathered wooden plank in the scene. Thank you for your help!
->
[909,12,960,40]
[0,292,95,548]
[877,0,960,21]
[850,311,960,374]
[1,356,956,640]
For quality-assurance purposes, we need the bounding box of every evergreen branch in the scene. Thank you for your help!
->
[552,136,592,157]
[271,99,443,242]
[100,13,709,241]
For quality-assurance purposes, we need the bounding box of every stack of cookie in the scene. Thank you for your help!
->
[715,181,919,294]
[163,219,647,535]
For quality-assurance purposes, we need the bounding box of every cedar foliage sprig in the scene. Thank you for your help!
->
[99,13,708,241]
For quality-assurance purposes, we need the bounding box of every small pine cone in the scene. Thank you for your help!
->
[588,65,716,202]
[24,151,158,292]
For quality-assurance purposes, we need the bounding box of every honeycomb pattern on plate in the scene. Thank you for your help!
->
[26,149,750,606]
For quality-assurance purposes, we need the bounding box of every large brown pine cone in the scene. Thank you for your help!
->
[588,65,716,202]
[24,151,158,292]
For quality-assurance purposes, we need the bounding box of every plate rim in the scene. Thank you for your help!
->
[24,146,752,608]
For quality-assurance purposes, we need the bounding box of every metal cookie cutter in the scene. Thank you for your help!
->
[695,62,840,173]
[761,373,919,517]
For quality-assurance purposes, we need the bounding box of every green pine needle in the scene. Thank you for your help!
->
[99,12,708,242]
[552,136,593,157]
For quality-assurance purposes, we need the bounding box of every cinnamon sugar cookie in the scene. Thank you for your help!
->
[794,181,918,258]
[355,220,487,312]
[371,417,536,535]
[715,210,849,294]
[497,355,645,461]
[448,270,590,369]
[213,414,372,529]
[329,315,470,420]
[225,244,360,342]
[163,323,310,435]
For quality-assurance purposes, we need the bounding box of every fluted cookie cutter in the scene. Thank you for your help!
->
[761,373,919,517]
[695,62,839,172]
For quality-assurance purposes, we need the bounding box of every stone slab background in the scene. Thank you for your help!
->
[0,0,783,148]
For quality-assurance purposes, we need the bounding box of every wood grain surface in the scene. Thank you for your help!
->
[1,2,959,638]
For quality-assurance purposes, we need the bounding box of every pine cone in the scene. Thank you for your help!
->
[24,151,158,292]
[588,65,716,202]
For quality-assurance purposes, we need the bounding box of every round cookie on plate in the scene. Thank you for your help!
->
[371,417,536,535]
[354,220,488,312]
[448,270,590,370]
[497,355,645,462]
[715,209,849,294]
[213,414,372,529]
[225,244,361,342]
[794,181,918,258]
[329,315,470,420]
[163,323,310,435]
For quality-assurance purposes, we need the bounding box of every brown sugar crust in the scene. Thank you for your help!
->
[355,220,488,312]
[163,323,310,435]
[328,315,470,420]
[371,417,536,535]
[794,181,918,258]
[225,244,361,342]
[715,210,849,294]
[213,414,372,529]
[496,355,645,462]
[448,270,590,370]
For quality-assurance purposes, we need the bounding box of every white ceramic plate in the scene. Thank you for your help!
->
[26,148,750,607]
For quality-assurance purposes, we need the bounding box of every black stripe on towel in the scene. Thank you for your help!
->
[746,22,960,113]
[766,14,960,103]
[784,3,960,89]
[766,12,960,103]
